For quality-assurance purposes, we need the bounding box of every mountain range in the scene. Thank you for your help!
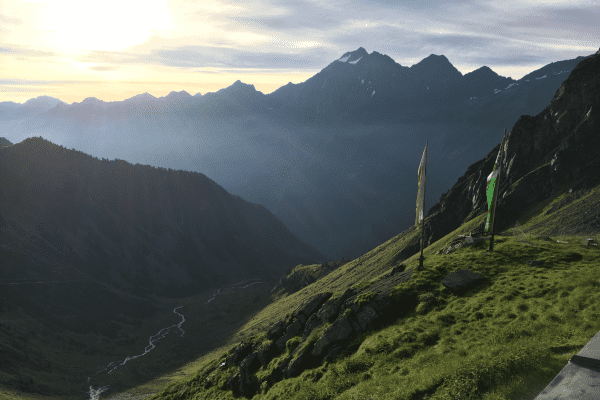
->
[0,46,599,399]
[0,48,594,261]
[142,45,600,400]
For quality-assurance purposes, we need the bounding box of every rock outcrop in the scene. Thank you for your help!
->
[215,264,498,397]
[271,261,346,296]
[421,48,600,250]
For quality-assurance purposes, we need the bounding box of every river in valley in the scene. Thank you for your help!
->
[87,279,264,400]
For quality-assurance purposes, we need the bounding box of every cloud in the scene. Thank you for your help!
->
[0,85,42,93]
[0,46,54,57]
[0,78,100,85]
[139,45,329,70]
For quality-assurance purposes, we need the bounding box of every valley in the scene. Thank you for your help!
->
[0,277,272,399]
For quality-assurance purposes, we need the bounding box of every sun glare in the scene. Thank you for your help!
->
[37,0,172,52]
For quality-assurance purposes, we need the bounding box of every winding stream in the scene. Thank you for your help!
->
[87,279,263,399]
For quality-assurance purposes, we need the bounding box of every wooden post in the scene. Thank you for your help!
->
[419,140,427,270]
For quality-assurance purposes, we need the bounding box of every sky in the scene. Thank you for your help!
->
[1,0,598,104]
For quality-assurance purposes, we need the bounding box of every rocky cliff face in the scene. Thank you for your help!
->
[0,138,325,297]
[422,47,600,246]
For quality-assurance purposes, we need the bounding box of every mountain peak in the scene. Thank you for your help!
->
[229,80,257,91]
[410,53,463,80]
[125,92,157,102]
[165,90,191,98]
[464,66,500,80]
[337,47,369,63]
[81,97,105,103]
[23,96,64,108]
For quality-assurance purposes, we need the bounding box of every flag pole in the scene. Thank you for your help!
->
[489,129,506,252]
[419,140,427,270]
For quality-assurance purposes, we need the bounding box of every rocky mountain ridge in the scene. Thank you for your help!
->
[419,46,600,255]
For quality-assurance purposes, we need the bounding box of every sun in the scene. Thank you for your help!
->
[37,0,172,52]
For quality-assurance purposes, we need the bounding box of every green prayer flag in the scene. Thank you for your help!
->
[485,134,507,232]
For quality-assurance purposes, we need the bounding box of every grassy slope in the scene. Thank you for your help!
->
[141,184,600,400]
[2,183,598,400]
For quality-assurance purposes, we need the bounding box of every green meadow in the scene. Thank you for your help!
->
[139,187,600,400]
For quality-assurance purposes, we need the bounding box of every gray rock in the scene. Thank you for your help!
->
[228,373,241,394]
[276,318,303,351]
[311,314,355,357]
[293,292,333,325]
[240,351,261,375]
[285,347,313,378]
[324,345,343,362]
[354,305,378,332]
[302,313,322,341]
[257,340,277,367]
[441,269,487,295]
[266,320,286,341]
[318,288,357,322]
[228,341,253,366]
[366,292,393,315]
[267,356,290,384]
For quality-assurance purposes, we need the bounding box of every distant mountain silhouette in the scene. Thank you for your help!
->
[0,138,325,297]
[0,48,595,260]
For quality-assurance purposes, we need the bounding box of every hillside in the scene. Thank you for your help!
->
[0,137,325,299]
[133,48,600,399]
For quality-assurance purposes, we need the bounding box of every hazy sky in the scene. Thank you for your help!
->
[1,0,598,104]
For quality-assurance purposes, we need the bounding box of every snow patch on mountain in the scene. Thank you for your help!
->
[338,55,351,63]
[535,75,547,80]
[504,83,518,90]
[349,57,362,65]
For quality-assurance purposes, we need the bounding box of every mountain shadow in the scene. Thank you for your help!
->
[0,139,325,299]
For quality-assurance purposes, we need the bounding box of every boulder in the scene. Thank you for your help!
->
[302,289,357,340]
[228,373,242,395]
[285,347,314,378]
[324,345,343,362]
[267,356,290,384]
[365,292,393,315]
[227,341,254,367]
[311,313,355,357]
[229,369,260,398]
[240,351,261,375]
[266,320,286,341]
[317,288,357,323]
[441,269,487,295]
[353,304,379,332]
[257,340,277,367]
[302,313,322,341]
[293,292,333,325]
[276,318,303,351]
